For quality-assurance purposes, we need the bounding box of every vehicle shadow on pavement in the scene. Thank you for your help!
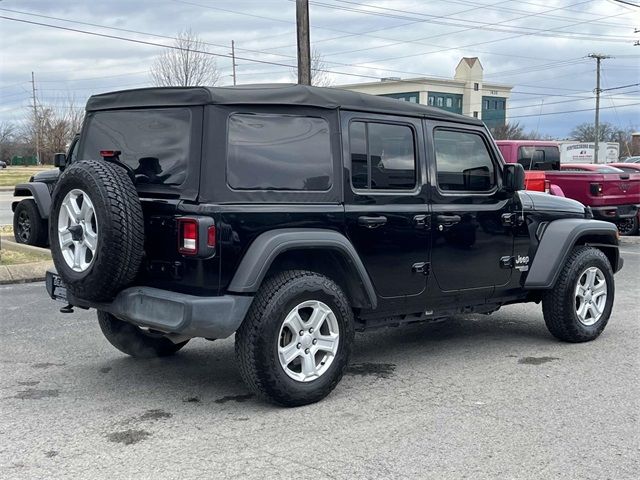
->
[75,311,557,406]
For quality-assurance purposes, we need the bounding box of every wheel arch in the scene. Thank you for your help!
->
[525,219,621,289]
[227,229,377,309]
[12,183,51,219]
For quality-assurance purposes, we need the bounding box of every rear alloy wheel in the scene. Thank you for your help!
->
[13,199,48,247]
[277,300,340,382]
[236,270,354,407]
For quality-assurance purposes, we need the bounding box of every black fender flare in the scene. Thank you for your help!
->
[227,228,377,309]
[524,218,620,289]
[12,183,52,219]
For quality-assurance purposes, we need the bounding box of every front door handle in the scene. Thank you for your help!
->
[436,214,461,226]
[358,215,387,228]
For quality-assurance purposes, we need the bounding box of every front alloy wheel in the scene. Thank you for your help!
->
[574,267,607,326]
[542,246,614,343]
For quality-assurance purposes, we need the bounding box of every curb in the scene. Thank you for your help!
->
[0,186,15,192]
[620,236,640,245]
[0,260,53,285]
[0,238,52,284]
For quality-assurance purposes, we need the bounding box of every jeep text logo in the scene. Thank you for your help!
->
[516,255,529,265]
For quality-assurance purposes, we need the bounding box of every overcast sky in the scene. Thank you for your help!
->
[0,0,638,138]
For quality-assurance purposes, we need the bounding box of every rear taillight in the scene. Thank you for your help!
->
[589,182,603,196]
[544,180,550,194]
[207,225,216,248]
[178,218,198,255]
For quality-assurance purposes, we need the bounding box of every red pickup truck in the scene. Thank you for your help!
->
[548,163,640,234]
[495,140,563,195]
[496,141,640,234]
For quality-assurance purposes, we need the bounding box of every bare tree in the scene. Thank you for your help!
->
[291,48,333,87]
[18,95,84,164]
[0,121,16,163]
[490,122,532,140]
[151,29,220,87]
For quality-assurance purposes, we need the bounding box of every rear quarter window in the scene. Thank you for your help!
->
[79,108,192,185]
[227,113,332,191]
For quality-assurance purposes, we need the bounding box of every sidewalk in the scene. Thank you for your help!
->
[0,238,52,285]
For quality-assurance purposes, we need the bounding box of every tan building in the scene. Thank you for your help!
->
[339,57,513,129]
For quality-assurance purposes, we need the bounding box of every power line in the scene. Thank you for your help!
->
[508,101,640,119]
[309,0,635,43]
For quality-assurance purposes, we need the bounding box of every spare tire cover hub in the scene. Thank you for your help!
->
[57,188,98,272]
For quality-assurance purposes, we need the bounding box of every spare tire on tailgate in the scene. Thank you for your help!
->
[49,160,144,302]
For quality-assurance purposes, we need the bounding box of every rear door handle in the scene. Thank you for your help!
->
[436,214,461,226]
[413,214,428,228]
[358,215,387,228]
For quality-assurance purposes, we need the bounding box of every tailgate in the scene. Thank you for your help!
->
[139,200,221,296]
[598,174,640,206]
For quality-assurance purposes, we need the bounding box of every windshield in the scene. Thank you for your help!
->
[79,108,192,185]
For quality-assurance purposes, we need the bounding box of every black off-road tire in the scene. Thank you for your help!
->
[616,216,639,236]
[542,246,614,343]
[49,160,144,301]
[13,199,48,247]
[98,311,188,358]
[235,270,354,407]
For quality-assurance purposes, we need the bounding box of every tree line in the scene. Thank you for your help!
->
[490,121,637,157]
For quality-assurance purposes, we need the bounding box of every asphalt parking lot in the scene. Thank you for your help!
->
[0,190,14,226]
[0,245,638,479]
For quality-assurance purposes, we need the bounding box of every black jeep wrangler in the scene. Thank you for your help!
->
[45,85,622,406]
[12,135,79,247]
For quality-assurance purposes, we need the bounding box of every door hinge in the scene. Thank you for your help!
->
[412,262,430,276]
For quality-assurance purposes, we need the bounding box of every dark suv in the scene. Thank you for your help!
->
[46,85,623,406]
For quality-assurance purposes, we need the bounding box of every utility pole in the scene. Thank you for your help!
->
[30,71,40,164]
[296,0,311,85]
[588,54,611,163]
[231,40,237,86]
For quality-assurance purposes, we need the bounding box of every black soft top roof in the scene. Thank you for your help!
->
[85,84,482,125]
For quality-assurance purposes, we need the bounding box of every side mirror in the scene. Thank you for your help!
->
[54,153,67,168]
[503,163,525,192]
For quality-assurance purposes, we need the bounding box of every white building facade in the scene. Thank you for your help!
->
[339,57,513,129]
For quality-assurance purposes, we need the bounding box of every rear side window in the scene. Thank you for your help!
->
[227,114,332,191]
[518,146,560,171]
[80,108,192,185]
[349,121,416,191]
[434,130,495,192]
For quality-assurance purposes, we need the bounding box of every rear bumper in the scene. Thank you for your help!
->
[590,204,638,220]
[45,269,253,339]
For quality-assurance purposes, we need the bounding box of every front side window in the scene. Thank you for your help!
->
[227,114,332,191]
[349,121,416,191]
[434,129,496,192]
[80,108,192,185]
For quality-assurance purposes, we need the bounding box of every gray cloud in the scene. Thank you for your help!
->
[0,0,638,137]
